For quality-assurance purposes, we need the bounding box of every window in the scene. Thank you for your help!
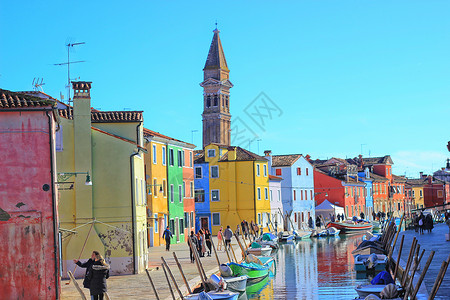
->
[152,144,157,164]
[190,212,194,228]
[310,190,313,200]
[190,182,194,197]
[169,219,175,234]
[263,164,267,177]
[211,166,219,178]
[180,219,184,234]
[397,203,401,210]
[256,164,260,176]
[301,190,303,200]
[153,179,158,196]
[306,168,309,176]
[276,169,282,176]
[183,181,186,198]
[170,184,174,202]
[270,190,273,201]
[206,96,211,107]
[305,190,308,200]
[258,213,261,225]
[297,167,301,175]
[162,146,166,165]
[184,212,189,228]
[293,190,296,201]
[154,214,158,233]
[412,190,415,197]
[419,190,423,197]
[211,190,220,202]
[207,149,216,157]
[438,190,443,198]
[257,188,261,200]
[195,167,202,179]
[162,180,167,197]
[179,185,182,202]
[265,187,268,200]
[169,149,174,166]
[189,152,193,167]
[195,189,205,202]
[178,150,183,167]
[212,213,220,226]
[278,190,281,202]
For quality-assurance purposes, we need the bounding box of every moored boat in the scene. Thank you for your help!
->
[278,231,294,242]
[246,246,272,257]
[326,227,340,236]
[222,276,248,292]
[354,284,403,298]
[184,291,239,300]
[326,221,373,233]
[354,254,387,272]
[293,230,312,240]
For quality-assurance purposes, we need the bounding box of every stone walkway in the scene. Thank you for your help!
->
[61,236,243,299]
[396,222,450,299]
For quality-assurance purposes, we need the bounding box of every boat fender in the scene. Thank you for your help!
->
[380,283,399,298]
[364,294,381,300]
[364,253,378,269]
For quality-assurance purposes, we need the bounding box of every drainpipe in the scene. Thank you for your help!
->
[130,150,140,274]
[46,109,60,299]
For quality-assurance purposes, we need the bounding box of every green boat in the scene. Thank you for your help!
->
[228,262,269,284]
[245,275,269,296]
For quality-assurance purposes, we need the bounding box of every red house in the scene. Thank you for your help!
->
[0,90,60,299]
[423,176,449,208]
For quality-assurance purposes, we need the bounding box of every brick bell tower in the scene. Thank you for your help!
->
[201,27,233,148]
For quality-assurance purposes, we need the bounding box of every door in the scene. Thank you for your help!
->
[200,217,209,231]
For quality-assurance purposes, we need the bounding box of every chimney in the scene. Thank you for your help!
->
[264,150,272,168]
[446,158,450,170]
[227,146,236,161]
[305,154,311,161]
[420,171,424,178]
[428,175,432,184]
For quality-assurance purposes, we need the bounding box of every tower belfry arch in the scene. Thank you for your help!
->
[200,28,233,148]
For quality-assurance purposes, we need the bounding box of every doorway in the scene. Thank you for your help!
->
[200,217,209,231]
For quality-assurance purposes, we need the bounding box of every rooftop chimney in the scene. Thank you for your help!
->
[420,171,424,178]
[264,150,272,156]
[446,158,450,170]
[264,150,272,168]
[227,146,236,161]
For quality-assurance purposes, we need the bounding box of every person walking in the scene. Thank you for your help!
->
[188,231,198,263]
[224,225,233,250]
[308,216,314,228]
[360,212,365,220]
[235,225,240,237]
[73,251,97,290]
[217,226,223,251]
[162,226,173,251]
[89,252,110,300]
[418,212,425,234]
[205,229,212,257]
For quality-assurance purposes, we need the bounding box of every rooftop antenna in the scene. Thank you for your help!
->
[215,20,218,30]
[32,78,45,92]
[54,41,85,104]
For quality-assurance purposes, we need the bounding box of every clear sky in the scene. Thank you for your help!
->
[1,1,449,178]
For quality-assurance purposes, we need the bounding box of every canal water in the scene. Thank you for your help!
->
[247,233,370,300]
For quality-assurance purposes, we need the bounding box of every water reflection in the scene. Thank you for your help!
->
[248,234,368,299]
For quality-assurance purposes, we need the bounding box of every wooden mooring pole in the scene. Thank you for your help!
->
[172,252,192,295]
[145,268,160,300]
[161,263,176,300]
[428,253,450,300]
[393,235,405,280]
[410,250,435,300]
[161,257,184,299]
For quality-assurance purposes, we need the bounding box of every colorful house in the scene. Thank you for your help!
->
[266,151,315,230]
[268,174,283,231]
[0,90,60,299]
[193,150,211,231]
[358,168,374,219]
[57,82,148,277]
[406,178,425,210]
[198,144,271,234]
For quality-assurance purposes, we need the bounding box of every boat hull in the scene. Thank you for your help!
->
[228,262,269,284]
[222,276,248,292]
[354,254,387,272]
[184,291,240,300]
[327,222,373,233]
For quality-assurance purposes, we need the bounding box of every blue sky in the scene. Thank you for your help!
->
[1,1,449,177]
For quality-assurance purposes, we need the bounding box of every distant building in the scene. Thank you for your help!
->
[0,90,60,299]
[193,149,211,231]
[268,174,283,231]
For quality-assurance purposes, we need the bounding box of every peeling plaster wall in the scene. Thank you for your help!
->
[0,110,59,299]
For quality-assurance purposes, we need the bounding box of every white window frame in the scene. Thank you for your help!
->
[256,164,260,176]
[212,213,220,226]
[162,146,166,166]
[278,190,281,202]
[211,190,220,202]
[179,185,183,203]
[152,144,157,164]
[170,184,174,203]
[162,179,167,197]
[195,167,202,179]
[169,148,174,166]
[153,178,158,197]
[207,149,216,157]
[190,181,194,197]
[270,190,273,202]
[189,152,193,167]
[257,187,261,200]
[178,150,183,167]
[263,164,267,177]
[265,187,268,200]
[183,181,186,198]
[154,213,158,233]
[211,166,219,178]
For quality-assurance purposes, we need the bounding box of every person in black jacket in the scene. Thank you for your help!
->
[88,252,110,300]
[73,251,98,289]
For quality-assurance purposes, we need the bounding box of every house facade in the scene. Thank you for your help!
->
[0,90,60,299]
[194,150,211,232]
[269,174,283,231]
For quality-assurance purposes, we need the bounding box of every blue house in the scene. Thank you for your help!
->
[193,150,211,232]
[358,167,374,220]
[265,151,315,231]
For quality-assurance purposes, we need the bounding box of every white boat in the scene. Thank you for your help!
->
[184,291,239,300]
[326,227,340,236]
[354,284,402,298]
[222,275,248,292]
[246,246,272,257]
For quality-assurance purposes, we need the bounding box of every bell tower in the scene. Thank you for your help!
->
[201,28,233,148]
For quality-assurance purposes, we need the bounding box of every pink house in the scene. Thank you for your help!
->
[0,90,60,299]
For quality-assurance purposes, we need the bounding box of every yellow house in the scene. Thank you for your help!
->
[407,179,425,210]
[204,144,270,235]
[57,82,148,277]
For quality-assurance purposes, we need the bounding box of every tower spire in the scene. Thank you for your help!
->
[201,28,233,148]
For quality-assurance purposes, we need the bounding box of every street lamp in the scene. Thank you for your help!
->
[147,183,163,195]
[57,172,92,186]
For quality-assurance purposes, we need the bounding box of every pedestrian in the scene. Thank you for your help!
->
[418,212,425,234]
[205,228,212,257]
[360,212,365,220]
[315,216,321,228]
[235,224,240,237]
[88,252,110,300]
[253,222,260,237]
[330,214,335,222]
[188,231,198,263]
[162,226,173,251]
[372,211,376,221]
[73,251,97,290]
[308,216,313,228]
[224,225,233,250]
[198,229,206,257]
[217,226,223,251]
[274,220,278,233]
[425,214,433,233]
[244,220,249,238]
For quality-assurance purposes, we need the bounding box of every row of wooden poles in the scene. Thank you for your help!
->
[146,218,267,300]
[379,214,450,300]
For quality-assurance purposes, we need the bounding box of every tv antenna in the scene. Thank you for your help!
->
[54,41,85,104]
[32,78,45,92]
